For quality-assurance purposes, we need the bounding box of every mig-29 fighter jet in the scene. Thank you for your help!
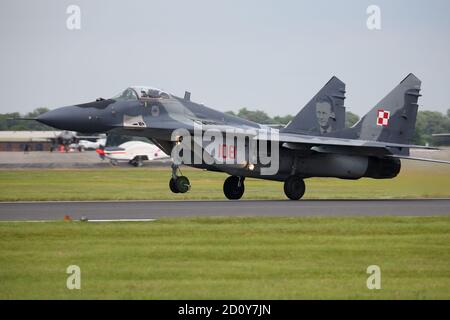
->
[34,73,448,200]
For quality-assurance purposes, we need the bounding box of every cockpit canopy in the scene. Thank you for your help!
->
[112,86,170,101]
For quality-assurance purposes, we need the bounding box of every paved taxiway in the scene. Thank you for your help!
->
[0,199,449,221]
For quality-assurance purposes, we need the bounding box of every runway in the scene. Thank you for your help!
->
[0,199,449,221]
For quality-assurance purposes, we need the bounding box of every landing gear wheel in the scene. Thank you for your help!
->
[169,178,179,193]
[169,163,191,194]
[175,176,191,193]
[223,176,245,200]
[284,176,305,200]
[131,156,144,167]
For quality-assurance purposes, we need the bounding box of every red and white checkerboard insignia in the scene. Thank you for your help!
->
[376,109,390,126]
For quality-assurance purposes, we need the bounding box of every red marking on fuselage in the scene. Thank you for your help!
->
[218,144,237,159]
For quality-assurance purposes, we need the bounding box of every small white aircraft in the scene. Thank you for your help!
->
[98,141,169,167]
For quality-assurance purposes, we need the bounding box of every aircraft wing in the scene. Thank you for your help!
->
[261,131,438,151]
[189,125,443,160]
[262,132,447,164]
[119,121,446,163]
[387,155,450,164]
[170,123,438,151]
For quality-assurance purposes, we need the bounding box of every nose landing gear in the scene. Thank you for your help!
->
[169,163,191,194]
[223,176,245,200]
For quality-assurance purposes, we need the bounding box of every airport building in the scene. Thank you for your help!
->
[0,131,61,151]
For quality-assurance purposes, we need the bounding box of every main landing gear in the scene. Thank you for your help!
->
[223,176,245,200]
[168,167,305,201]
[283,175,305,200]
[169,164,191,194]
[222,175,305,200]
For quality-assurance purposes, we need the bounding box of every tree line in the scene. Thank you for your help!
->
[1,107,450,145]
[0,108,52,131]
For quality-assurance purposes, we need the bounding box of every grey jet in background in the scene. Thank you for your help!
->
[34,73,449,200]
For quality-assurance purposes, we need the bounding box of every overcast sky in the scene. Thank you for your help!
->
[1,0,449,116]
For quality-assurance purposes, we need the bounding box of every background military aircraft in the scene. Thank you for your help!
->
[35,73,449,200]
[48,131,106,152]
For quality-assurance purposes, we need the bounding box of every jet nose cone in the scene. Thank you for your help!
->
[37,102,117,133]
[36,106,81,130]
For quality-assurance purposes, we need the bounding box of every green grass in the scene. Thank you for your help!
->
[1,163,449,299]
[0,217,449,299]
[0,161,449,201]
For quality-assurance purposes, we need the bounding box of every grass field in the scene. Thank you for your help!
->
[0,161,449,201]
[0,216,449,299]
[0,161,449,299]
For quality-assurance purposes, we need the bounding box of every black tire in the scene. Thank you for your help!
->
[169,178,179,193]
[131,156,143,167]
[283,176,306,200]
[175,176,191,193]
[223,176,245,200]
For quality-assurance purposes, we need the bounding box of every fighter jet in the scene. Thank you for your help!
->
[35,73,449,200]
